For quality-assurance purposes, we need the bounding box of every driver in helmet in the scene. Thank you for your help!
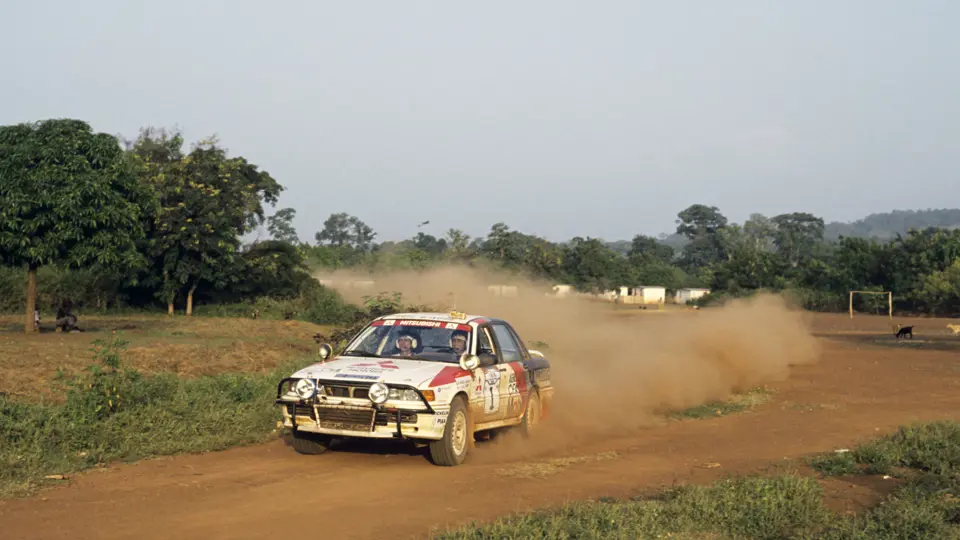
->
[395,332,416,357]
[450,330,469,356]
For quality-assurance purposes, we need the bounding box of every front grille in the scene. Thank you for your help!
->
[287,403,375,432]
[320,383,370,400]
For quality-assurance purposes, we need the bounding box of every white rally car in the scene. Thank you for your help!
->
[276,311,553,466]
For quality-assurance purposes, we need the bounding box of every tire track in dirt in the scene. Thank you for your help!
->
[1,340,958,540]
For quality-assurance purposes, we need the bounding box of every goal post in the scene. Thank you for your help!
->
[848,290,892,320]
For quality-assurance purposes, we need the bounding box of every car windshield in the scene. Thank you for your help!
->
[342,319,472,364]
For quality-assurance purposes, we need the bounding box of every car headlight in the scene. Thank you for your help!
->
[294,378,317,400]
[368,382,389,404]
[388,388,421,401]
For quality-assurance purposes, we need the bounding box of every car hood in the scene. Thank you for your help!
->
[289,356,454,387]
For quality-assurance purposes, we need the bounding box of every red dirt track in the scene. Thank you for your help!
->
[2,315,959,540]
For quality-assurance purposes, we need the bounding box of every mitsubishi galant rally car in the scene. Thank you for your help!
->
[276,311,553,466]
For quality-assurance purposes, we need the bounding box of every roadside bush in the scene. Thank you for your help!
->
[193,282,357,325]
[0,334,303,498]
[810,422,960,477]
[438,474,831,539]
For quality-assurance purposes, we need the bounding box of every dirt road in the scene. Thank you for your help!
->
[2,337,959,540]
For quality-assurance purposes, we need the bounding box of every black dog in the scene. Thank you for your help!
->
[895,325,914,340]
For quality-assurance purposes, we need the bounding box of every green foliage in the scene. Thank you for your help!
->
[916,258,960,314]
[4,118,960,319]
[812,421,960,478]
[444,422,960,540]
[127,128,283,308]
[0,119,155,329]
[668,387,773,419]
[0,119,153,270]
[0,335,302,498]
[314,212,376,251]
[267,207,299,244]
[437,474,831,539]
[195,282,356,325]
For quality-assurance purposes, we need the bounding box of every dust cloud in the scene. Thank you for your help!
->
[317,264,822,456]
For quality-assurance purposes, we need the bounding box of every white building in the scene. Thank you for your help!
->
[632,286,666,304]
[487,284,519,297]
[675,288,711,304]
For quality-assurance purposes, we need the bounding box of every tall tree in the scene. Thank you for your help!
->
[315,212,376,251]
[562,237,627,292]
[675,204,729,270]
[628,234,675,265]
[126,127,186,313]
[743,213,777,252]
[0,119,154,332]
[444,228,472,260]
[676,204,728,239]
[267,207,299,244]
[131,134,282,315]
[771,212,825,267]
[412,233,447,256]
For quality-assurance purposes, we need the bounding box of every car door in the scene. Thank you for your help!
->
[475,325,507,424]
[488,322,528,421]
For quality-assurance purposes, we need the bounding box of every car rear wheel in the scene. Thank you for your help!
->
[429,396,471,466]
[291,430,333,455]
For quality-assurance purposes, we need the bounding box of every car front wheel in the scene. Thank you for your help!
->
[291,430,333,455]
[519,389,541,438]
[429,396,471,466]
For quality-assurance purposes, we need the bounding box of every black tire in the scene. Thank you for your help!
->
[429,396,472,466]
[519,389,541,438]
[291,430,333,455]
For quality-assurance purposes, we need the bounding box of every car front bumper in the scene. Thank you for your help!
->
[277,399,448,441]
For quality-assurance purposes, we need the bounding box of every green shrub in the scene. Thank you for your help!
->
[0,334,303,498]
[438,474,831,539]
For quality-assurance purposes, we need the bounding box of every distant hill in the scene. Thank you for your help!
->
[824,209,960,241]
[605,209,960,251]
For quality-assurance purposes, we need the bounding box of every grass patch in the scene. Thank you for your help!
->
[495,451,620,480]
[438,473,831,539]
[442,421,960,539]
[0,335,302,499]
[668,386,775,420]
[810,421,960,477]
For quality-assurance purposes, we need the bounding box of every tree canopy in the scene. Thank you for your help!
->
[3,118,960,326]
[0,119,155,331]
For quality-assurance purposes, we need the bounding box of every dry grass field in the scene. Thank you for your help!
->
[0,314,330,401]
[0,308,958,539]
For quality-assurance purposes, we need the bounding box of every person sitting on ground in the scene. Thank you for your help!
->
[55,301,80,333]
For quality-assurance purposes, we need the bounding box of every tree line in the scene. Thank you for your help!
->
[304,206,960,316]
[2,119,958,334]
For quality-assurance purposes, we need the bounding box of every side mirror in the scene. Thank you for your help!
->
[459,353,480,371]
[528,349,545,359]
[318,343,333,360]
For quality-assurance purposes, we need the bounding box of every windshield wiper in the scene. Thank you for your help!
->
[340,351,381,358]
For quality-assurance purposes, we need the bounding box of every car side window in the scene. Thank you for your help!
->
[505,324,530,360]
[491,324,522,363]
[478,327,496,355]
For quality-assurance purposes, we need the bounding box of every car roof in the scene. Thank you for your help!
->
[375,312,502,325]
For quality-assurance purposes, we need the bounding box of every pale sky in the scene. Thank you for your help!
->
[2,1,957,243]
